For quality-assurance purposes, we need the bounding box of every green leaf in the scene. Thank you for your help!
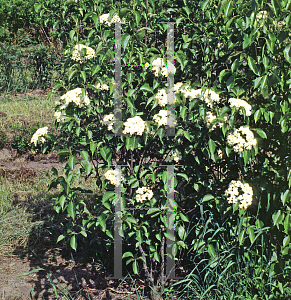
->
[122,252,134,258]
[254,110,261,123]
[208,244,216,258]
[70,235,77,251]
[208,138,216,156]
[178,226,185,240]
[273,210,284,226]
[68,155,76,171]
[140,83,153,93]
[102,191,115,203]
[202,194,214,202]
[80,150,89,161]
[183,131,191,141]
[132,260,139,274]
[224,1,233,18]
[254,128,267,138]
[122,33,131,52]
[281,190,290,206]
[82,161,91,176]
[179,212,189,222]
[284,44,291,63]
[57,234,65,243]
[238,229,245,245]
[200,0,210,11]
[67,201,76,220]
[177,173,188,182]
[284,213,290,234]
[247,227,255,243]
[248,56,260,75]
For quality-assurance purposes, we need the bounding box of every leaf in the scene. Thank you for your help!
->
[200,0,210,11]
[132,260,139,274]
[281,189,290,206]
[70,235,77,251]
[67,201,76,220]
[177,173,189,182]
[140,83,153,93]
[68,155,76,171]
[247,56,260,75]
[122,252,134,258]
[208,138,216,156]
[179,212,189,222]
[224,1,233,18]
[238,229,245,245]
[254,128,267,138]
[202,194,214,202]
[57,234,65,243]
[284,44,291,63]
[178,226,185,240]
[122,33,131,52]
[273,210,284,226]
[254,109,261,123]
[247,227,255,243]
[183,131,191,141]
[208,244,216,258]
[102,191,115,203]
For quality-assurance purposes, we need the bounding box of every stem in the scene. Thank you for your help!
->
[138,244,154,285]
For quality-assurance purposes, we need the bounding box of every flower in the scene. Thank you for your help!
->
[155,89,175,107]
[229,98,252,116]
[31,127,48,146]
[217,149,223,159]
[99,13,124,26]
[71,44,95,62]
[225,180,253,209]
[59,88,90,110]
[150,58,176,77]
[153,110,176,127]
[201,89,220,108]
[205,112,228,130]
[96,82,110,90]
[164,150,182,163]
[104,169,124,186]
[54,111,66,123]
[123,116,145,136]
[103,113,115,131]
[227,126,257,154]
[256,10,268,22]
[136,186,154,203]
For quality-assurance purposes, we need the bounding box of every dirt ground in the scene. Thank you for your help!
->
[0,147,184,299]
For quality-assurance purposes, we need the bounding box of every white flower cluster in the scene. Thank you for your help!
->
[136,186,154,203]
[71,44,95,62]
[256,10,268,22]
[155,88,175,107]
[201,89,220,108]
[205,112,228,130]
[31,127,48,146]
[153,110,177,127]
[59,88,90,109]
[123,116,145,136]
[96,82,109,91]
[104,169,124,186]
[54,111,66,123]
[217,149,223,159]
[54,88,90,123]
[225,180,253,209]
[164,150,182,163]
[227,126,257,154]
[103,113,115,131]
[145,58,176,77]
[99,13,125,26]
[229,98,252,116]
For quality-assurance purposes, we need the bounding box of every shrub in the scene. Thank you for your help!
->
[34,0,291,298]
